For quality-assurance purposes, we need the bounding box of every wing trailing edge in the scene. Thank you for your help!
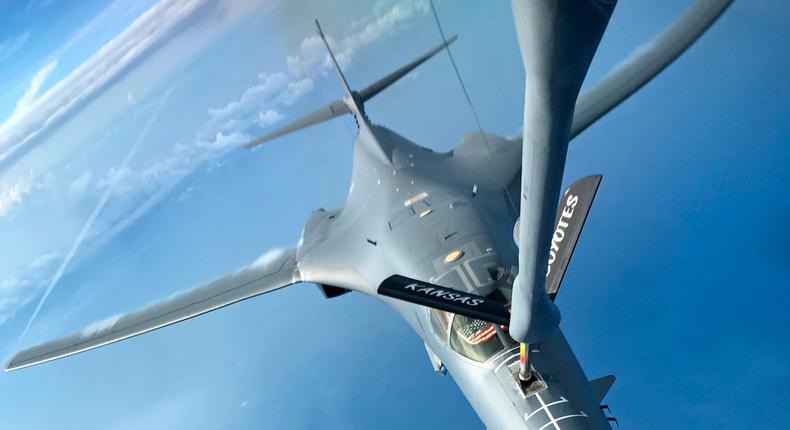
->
[7,248,301,371]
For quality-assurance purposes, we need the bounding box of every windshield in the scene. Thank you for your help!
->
[449,314,516,362]
[429,309,452,343]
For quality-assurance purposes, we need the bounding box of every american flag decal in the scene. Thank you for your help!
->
[457,319,497,345]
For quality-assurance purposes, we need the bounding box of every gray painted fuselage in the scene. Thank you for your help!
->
[296,124,609,429]
[4,3,737,427]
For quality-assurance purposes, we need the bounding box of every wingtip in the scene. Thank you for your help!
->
[5,357,19,372]
[4,349,30,371]
[244,136,267,150]
[5,358,40,372]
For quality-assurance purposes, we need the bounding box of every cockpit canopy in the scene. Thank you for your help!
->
[430,307,516,363]
[427,269,517,362]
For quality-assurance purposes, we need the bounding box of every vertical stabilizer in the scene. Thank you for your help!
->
[245,30,455,149]
[314,20,367,124]
[590,375,616,402]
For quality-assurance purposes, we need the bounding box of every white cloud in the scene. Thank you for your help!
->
[276,78,314,106]
[286,0,429,79]
[54,0,430,283]
[0,0,213,166]
[173,186,195,202]
[258,109,284,127]
[208,130,249,150]
[17,88,175,340]
[14,60,58,116]
[207,72,289,125]
[336,1,429,64]
[286,36,327,78]
[69,169,94,196]
[0,31,32,64]
[0,0,430,330]
[62,0,430,249]
[0,174,33,216]
[0,253,58,326]
[207,0,428,140]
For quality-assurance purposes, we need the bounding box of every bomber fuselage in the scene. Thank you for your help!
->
[296,124,610,429]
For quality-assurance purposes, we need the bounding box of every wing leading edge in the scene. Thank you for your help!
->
[507,0,733,213]
[570,0,733,139]
[6,248,301,371]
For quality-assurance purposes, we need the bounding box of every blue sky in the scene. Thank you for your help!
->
[0,0,787,428]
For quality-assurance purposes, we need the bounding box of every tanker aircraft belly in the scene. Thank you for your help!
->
[7,1,734,428]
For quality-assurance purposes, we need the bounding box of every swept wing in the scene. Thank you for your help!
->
[7,249,301,371]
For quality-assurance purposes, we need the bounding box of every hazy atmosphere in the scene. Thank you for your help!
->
[0,1,787,428]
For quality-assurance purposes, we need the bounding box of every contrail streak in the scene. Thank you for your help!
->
[18,87,174,342]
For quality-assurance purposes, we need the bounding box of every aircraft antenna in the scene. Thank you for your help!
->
[428,0,517,216]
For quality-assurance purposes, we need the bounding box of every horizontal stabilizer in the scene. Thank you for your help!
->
[245,99,350,148]
[245,35,456,149]
[545,175,602,299]
[7,249,301,371]
[378,275,509,325]
[357,35,457,102]
[590,374,616,402]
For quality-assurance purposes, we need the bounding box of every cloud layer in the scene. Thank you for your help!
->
[0,0,212,167]
[0,175,33,216]
[13,60,58,116]
[0,253,59,326]
[80,0,431,249]
[205,0,429,142]
[0,0,430,329]
[0,31,31,64]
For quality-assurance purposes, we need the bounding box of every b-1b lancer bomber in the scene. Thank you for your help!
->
[6,0,733,428]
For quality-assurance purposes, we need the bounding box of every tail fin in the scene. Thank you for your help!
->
[314,20,363,119]
[590,374,616,402]
[245,30,456,149]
